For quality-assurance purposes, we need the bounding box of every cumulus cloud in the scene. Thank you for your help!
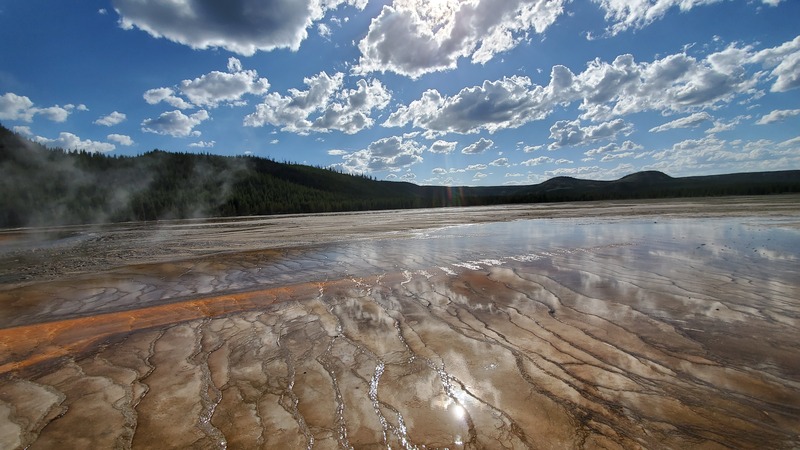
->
[400,172,417,181]
[385,76,545,134]
[756,108,800,125]
[141,110,210,137]
[584,140,643,157]
[489,157,510,167]
[428,140,458,154]
[145,58,269,109]
[189,140,216,148]
[754,36,800,92]
[143,87,193,109]
[113,0,368,55]
[523,144,543,153]
[179,58,270,107]
[94,111,127,126]
[384,37,787,135]
[35,106,72,122]
[0,93,72,123]
[649,112,712,133]
[592,0,781,36]
[705,114,749,134]
[34,132,115,153]
[521,156,554,166]
[317,23,332,40]
[107,134,134,146]
[600,151,633,162]
[244,72,391,134]
[461,137,494,154]
[355,0,566,78]
[334,135,425,173]
[466,163,487,171]
[548,118,632,149]
[647,134,800,175]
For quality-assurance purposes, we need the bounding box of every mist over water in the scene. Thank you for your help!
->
[1,215,799,448]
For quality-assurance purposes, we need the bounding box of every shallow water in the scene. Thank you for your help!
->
[1,216,799,448]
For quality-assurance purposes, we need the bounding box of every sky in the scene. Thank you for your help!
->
[1,0,799,186]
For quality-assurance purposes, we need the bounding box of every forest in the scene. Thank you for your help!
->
[2,123,799,228]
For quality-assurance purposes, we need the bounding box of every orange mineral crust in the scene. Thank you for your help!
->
[0,281,335,375]
[1,203,799,449]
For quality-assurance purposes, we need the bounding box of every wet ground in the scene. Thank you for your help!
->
[1,197,799,449]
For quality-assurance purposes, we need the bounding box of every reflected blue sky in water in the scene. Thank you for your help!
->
[317,217,800,277]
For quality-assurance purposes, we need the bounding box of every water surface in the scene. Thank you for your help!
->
[1,215,798,448]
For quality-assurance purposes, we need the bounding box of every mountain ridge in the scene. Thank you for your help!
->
[2,124,799,227]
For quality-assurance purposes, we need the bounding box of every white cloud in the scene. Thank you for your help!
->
[34,106,71,122]
[356,0,567,78]
[327,149,347,156]
[521,156,554,166]
[600,151,633,162]
[179,59,270,107]
[646,134,800,175]
[245,72,391,134]
[466,164,487,171]
[0,93,36,121]
[335,135,425,173]
[461,137,494,154]
[0,93,72,123]
[585,140,643,157]
[143,87,193,109]
[779,136,800,147]
[384,76,547,134]
[107,134,134,146]
[318,23,332,39]
[705,115,749,133]
[141,110,210,137]
[523,144,543,153]
[145,58,269,109]
[548,118,632,150]
[749,35,800,92]
[34,132,115,153]
[592,0,781,36]
[756,108,800,125]
[649,112,712,133]
[385,37,798,136]
[489,157,510,167]
[189,140,215,148]
[113,0,368,56]
[400,172,417,181]
[94,111,127,126]
[227,57,242,73]
[428,140,457,154]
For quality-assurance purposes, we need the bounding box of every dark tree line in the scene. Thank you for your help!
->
[1,123,799,228]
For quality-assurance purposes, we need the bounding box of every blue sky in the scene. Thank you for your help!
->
[1,0,799,186]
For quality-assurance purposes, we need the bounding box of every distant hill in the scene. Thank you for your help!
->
[2,123,799,227]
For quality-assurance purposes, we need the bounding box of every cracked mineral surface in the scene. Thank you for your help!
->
[1,197,799,449]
